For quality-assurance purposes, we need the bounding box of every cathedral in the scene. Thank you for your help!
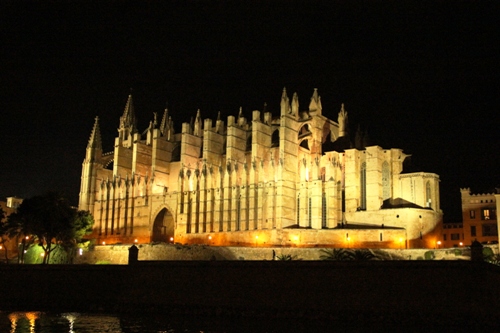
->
[79,88,442,249]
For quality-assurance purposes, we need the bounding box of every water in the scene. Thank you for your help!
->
[0,311,490,332]
[0,311,346,333]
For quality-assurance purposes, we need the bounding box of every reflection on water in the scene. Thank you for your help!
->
[0,311,341,333]
[0,310,489,332]
[2,312,124,333]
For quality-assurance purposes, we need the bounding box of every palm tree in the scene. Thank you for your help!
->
[319,248,352,261]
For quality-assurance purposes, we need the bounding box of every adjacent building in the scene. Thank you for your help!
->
[460,188,498,246]
[79,88,443,248]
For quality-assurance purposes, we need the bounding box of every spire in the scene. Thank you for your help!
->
[119,93,137,134]
[309,88,322,114]
[160,107,169,136]
[338,103,348,137]
[88,116,102,150]
[280,87,290,115]
[194,109,202,136]
[291,92,299,115]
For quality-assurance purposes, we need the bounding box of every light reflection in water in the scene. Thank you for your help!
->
[62,313,78,333]
[8,312,40,333]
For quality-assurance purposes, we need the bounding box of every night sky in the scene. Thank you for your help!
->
[1,1,498,222]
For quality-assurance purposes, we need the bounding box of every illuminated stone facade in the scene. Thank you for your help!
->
[79,88,442,248]
[459,188,498,246]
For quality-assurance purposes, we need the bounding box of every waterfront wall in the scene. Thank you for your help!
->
[74,243,497,264]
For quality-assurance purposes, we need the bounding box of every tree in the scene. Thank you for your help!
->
[319,248,352,261]
[6,192,93,264]
[319,248,378,261]
[59,210,94,263]
[0,206,8,263]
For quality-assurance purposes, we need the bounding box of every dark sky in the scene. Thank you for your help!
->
[0,1,498,222]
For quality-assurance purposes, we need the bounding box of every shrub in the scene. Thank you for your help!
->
[424,251,435,260]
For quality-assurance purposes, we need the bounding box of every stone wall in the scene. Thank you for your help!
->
[74,243,498,265]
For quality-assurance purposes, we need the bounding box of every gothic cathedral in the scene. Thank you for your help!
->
[79,88,442,249]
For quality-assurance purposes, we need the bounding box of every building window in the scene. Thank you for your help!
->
[451,233,460,240]
[297,198,300,225]
[382,161,390,200]
[360,162,367,210]
[308,197,312,228]
[322,193,327,228]
[482,224,498,237]
[481,208,496,220]
[471,226,476,237]
[425,181,432,208]
[470,210,475,219]
[443,234,447,241]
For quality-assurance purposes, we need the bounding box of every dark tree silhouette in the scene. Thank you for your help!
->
[6,192,94,264]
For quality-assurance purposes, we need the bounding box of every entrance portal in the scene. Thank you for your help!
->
[152,208,174,242]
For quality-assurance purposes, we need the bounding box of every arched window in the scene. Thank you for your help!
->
[271,129,280,147]
[382,161,390,200]
[426,181,432,208]
[246,135,252,151]
[360,162,367,210]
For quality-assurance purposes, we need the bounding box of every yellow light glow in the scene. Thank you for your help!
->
[102,241,106,245]
[134,239,138,243]
[293,235,299,241]
[0,245,3,250]
[399,238,403,242]
[255,235,259,239]
[437,241,441,245]
[170,237,174,242]
[40,253,44,257]
[25,236,29,240]
[459,242,463,246]
[208,235,212,240]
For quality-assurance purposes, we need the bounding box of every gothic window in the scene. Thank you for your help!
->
[322,192,327,228]
[300,139,309,150]
[271,129,279,147]
[470,210,475,219]
[426,181,432,208]
[382,161,390,200]
[171,143,181,162]
[236,196,241,231]
[360,162,367,210]
[308,197,312,228]
[246,135,252,151]
[297,197,300,225]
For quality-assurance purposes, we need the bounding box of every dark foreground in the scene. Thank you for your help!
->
[1,261,499,327]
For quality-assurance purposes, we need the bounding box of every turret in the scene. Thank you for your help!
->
[338,103,348,138]
[291,92,299,116]
[118,94,138,147]
[280,87,290,116]
[309,88,322,115]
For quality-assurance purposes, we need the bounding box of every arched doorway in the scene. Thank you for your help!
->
[152,208,174,242]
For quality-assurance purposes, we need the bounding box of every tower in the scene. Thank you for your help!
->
[79,116,102,212]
